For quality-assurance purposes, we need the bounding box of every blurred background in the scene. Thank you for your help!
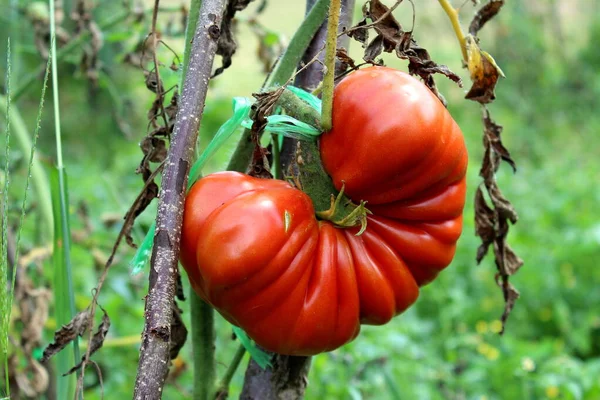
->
[1,0,599,399]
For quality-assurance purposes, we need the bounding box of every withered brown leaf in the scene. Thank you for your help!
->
[170,302,188,360]
[42,310,91,362]
[465,35,504,104]
[495,275,520,334]
[64,308,111,375]
[346,0,461,103]
[336,48,357,71]
[474,186,495,263]
[213,0,255,78]
[469,0,505,36]
[482,108,516,172]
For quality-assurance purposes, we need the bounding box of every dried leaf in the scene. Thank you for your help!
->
[465,35,504,103]
[469,0,505,36]
[348,0,461,103]
[246,88,283,178]
[488,184,518,224]
[213,0,255,78]
[346,17,369,46]
[42,310,91,362]
[145,70,162,94]
[474,186,495,263]
[336,48,357,71]
[482,108,516,172]
[64,308,111,375]
[170,303,188,360]
[495,275,520,334]
[72,0,103,86]
[364,35,385,63]
[494,242,524,276]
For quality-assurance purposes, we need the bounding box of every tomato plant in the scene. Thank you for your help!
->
[180,67,468,356]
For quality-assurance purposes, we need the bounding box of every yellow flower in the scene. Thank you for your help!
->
[489,320,503,333]
[476,320,489,334]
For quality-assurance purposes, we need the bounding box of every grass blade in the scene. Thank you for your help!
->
[1,38,12,399]
[1,35,53,398]
[48,0,79,395]
[49,168,77,399]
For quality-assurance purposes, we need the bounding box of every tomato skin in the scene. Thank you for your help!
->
[181,67,467,355]
[320,66,468,206]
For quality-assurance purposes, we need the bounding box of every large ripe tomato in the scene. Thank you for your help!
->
[180,66,467,356]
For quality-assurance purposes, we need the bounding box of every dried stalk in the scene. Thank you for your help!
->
[132,1,228,398]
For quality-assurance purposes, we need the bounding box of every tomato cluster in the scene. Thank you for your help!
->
[180,67,468,356]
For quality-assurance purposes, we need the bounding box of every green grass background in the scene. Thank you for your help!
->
[2,0,600,399]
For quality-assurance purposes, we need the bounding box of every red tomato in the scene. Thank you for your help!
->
[180,66,467,356]
[321,66,468,285]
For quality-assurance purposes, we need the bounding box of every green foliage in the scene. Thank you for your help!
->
[2,1,599,399]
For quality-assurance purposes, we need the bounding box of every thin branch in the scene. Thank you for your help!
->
[214,344,246,399]
[148,0,169,128]
[133,1,228,398]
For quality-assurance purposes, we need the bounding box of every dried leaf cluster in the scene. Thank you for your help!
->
[465,0,523,331]
[8,258,52,398]
[247,87,286,178]
[214,0,258,77]
[41,307,111,376]
[345,0,462,104]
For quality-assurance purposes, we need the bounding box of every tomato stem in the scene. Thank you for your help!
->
[294,141,369,233]
[437,0,468,62]
[320,0,341,131]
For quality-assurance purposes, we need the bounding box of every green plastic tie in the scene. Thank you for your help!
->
[287,85,322,112]
[130,97,251,275]
[233,326,272,369]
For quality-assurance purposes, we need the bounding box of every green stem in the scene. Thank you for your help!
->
[214,344,246,399]
[321,0,340,131]
[12,10,130,102]
[190,286,215,400]
[277,89,321,127]
[227,0,330,173]
[271,134,281,179]
[437,0,468,62]
[266,0,330,87]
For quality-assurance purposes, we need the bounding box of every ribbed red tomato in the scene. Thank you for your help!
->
[321,67,468,285]
[180,66,467,356]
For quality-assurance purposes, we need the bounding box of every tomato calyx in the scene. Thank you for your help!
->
[315,183,371,235]
[290,140,371,234]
